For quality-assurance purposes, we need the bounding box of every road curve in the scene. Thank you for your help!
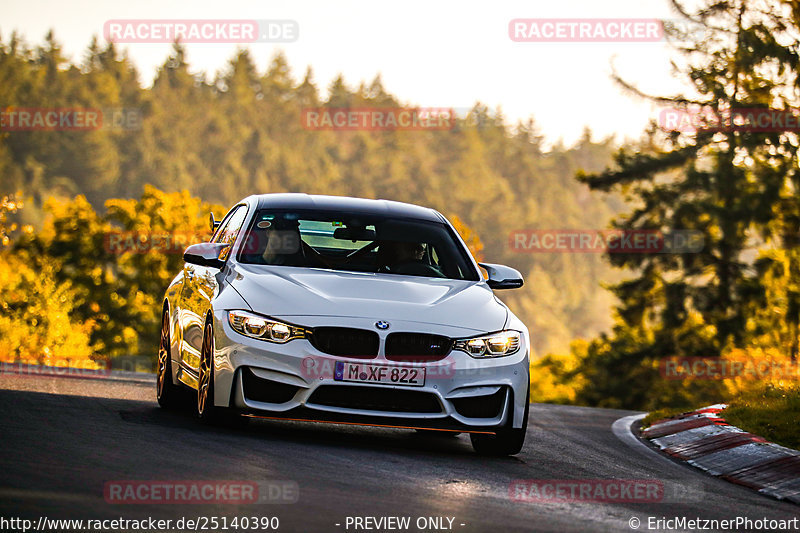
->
[0,374,797,533]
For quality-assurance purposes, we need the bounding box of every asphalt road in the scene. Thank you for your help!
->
[0,373,797,533]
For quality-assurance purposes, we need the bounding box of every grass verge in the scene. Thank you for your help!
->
[640,406,696,430]
[640,384,800,450]
[723,383,800,450]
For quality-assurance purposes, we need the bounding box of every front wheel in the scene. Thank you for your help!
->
[470,387,529,456]
[196,322,248,428]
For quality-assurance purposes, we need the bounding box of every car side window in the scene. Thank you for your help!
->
[211,205,248,260]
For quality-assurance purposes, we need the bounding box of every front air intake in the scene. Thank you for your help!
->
[384,332,452,362]
[309,327,380,358]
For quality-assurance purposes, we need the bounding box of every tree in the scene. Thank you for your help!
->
[0,31,623,363]
[572,0,800,407]
[13,187,224,358]
[0,196,96,365]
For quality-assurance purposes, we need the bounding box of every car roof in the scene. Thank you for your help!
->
[248,193,444,223]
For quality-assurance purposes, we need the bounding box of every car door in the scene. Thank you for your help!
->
[178,204,248,387]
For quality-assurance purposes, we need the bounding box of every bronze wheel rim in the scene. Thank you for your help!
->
[157,311,169,399]
[197,323,213,415]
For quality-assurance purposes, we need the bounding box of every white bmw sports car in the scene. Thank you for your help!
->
[158,194,530,455]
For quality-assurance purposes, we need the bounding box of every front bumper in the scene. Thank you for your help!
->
[212,311,530,431]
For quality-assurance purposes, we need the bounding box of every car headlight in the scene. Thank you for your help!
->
[453,330,521,358]
[228,310,307,343]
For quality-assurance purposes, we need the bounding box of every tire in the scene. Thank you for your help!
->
[470,386,529,456]
[196,321,248,428]
[157,308,188,409]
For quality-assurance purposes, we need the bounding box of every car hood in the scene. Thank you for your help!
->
[229,264,507,332]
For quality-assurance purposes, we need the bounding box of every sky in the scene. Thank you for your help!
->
[2,0,696,147]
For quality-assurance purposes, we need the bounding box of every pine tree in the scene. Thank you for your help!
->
[572,0,800,407]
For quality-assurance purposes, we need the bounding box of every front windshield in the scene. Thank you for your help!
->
[237,209,479,281]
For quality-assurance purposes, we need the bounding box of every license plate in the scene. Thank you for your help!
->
[334,361,425,387]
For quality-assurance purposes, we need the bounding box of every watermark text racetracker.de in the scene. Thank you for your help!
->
[104,480,298,504]
[104,19,298,43]
[103,231,210,255]
[0,360,111,379]
[511,479,705,506]
[300,356,515,382]
[659,107,800,133]
[510,479,664,503]
[104,229,304,255]
[0,107,141,131]
[509,18,662,42]
[509,229,704,254]
[660,357,800,381]
[508,18,708,43]
[302,107,455,131]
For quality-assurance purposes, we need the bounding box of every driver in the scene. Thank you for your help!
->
[381,241,426,271]
[393,241,425,264]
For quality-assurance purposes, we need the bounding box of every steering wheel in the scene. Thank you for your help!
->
[299,240,334,268]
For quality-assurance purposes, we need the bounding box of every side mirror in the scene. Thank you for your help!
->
[209,212,221,233]
[479,262,524,290]
[183,242,229,269]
